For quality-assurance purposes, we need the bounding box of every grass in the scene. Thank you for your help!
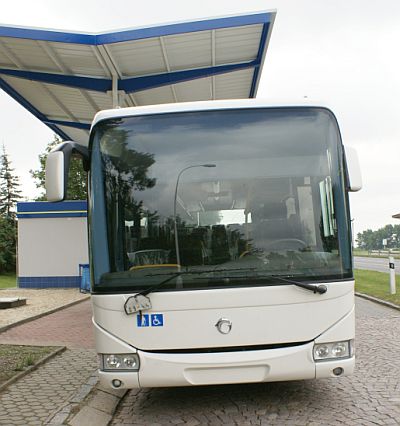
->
[0,273,16,289]
[14,354,35,371]
[353,249,371,256]
[0,345,58,385]
[355,269,400,305]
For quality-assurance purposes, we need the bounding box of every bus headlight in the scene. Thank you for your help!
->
[101,354,140,371]
[313,340,353,361]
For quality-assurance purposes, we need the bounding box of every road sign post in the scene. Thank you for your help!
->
[389,256,396,294]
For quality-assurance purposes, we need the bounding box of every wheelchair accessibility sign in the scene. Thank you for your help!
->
[137,314,164,327]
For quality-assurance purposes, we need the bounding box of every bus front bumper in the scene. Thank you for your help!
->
[98,342,355,389]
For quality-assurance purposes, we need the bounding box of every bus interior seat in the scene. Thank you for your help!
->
[210,225,231,264]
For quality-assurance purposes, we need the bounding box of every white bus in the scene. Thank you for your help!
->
[46,100,362,389]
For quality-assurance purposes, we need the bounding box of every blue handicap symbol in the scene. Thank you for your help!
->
[137,314,149,327]
[151,314,164,327]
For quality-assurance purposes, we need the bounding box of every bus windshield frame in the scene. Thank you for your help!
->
[88,107,352,293]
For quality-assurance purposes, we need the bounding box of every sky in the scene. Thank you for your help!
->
[1,0,400,238]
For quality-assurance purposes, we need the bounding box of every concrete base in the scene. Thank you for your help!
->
[0,298,27,309]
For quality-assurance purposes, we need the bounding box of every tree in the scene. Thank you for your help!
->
[0,145,23,219]
[0,145,22,273]
[356,224,400,250]
[0,216,17,273]
[101,125,156,269]
[30,135,87,201]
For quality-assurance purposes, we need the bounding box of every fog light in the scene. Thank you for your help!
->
[112,379,122,388]
[333,367,344,376]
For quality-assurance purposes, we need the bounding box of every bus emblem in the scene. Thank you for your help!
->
[215,318,232,334]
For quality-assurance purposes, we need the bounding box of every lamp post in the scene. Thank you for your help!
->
[351,218,355,249]
[173,164,216,271]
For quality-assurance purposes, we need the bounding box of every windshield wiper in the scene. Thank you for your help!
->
[148,269,327,295]
[124,272,181,315]
[140,267,258,296]
[124,268,257,315]
[194,273,327,295]
[123,269,327,315]
[138,272,183,297]
[143,267,257,278]
[271,275,327,294]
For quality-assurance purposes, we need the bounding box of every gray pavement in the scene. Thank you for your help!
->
[354,256,398,274]
[0,349,97,425]
[111,297,400,425]
[1,296,400,425]
[0,300,96,425]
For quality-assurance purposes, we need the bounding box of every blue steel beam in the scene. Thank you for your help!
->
[0,69,110,92]
[0,13,272,45]
[120,61,259,93]
[0,76,71,140]
[249,22,270,98]
[43,119,91,130]
[98,13,272,45]
[0,60,259,94]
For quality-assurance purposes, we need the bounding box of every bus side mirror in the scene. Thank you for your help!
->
[45,141,89,202]
[344,145,362,192]
[46,151,65,201]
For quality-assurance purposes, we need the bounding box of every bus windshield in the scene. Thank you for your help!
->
[89,107,352,293]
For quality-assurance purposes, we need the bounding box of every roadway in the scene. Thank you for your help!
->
[111,297,400,425]
[354,255,397,273]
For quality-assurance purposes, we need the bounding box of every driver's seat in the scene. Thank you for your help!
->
[252,201,294,250]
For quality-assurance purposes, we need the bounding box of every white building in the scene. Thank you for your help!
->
[17,201,88,288]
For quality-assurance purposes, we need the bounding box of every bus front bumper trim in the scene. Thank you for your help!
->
[98,341,355,389]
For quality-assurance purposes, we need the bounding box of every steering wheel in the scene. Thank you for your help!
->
[263,238,308,250]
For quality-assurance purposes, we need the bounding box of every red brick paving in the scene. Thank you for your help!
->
[0,299,95,349]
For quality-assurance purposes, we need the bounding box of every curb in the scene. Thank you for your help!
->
[66,384,127,426]
[45,372,99,425]
[46,373,127,425]
[0,345,66,393]
[0,295,90,334]
[355,292,400,312]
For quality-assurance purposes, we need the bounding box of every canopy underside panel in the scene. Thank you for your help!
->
[0,12,275,145]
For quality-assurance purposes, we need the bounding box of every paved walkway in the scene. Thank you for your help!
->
[0,349,97,425]
[0,299,96,425]
[0,289,88,329]
[3,295,400,425]
[111,297,400,425]
[0,299,95,348]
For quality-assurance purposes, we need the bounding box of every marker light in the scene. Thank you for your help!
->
[101,353,140,371]
[313,340,353,361]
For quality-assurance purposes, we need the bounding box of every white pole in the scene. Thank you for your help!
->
[389,256,396,294]
[112,75,119,108]
[173,164,216,287]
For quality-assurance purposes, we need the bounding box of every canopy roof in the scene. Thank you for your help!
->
[0,12,275,145]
